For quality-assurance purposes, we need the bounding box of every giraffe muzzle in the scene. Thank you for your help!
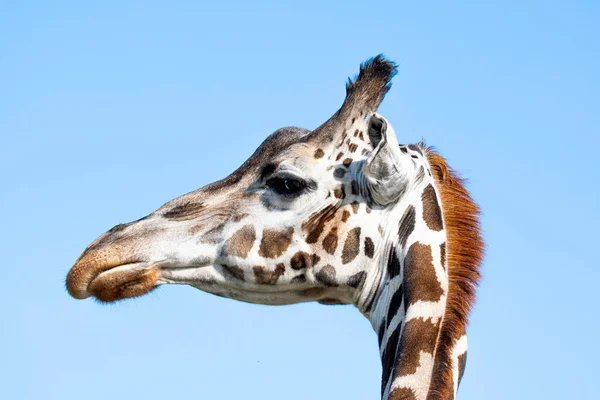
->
[66,225,160,302]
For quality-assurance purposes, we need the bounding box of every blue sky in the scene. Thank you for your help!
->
[1,2,598,399]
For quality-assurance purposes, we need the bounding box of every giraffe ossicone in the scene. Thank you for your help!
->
[66,55,483,400]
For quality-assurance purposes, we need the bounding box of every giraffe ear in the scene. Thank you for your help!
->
[363,114,408,205]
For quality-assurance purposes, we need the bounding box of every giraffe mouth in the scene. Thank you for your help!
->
[88,262,160,302]
[67,260,161,303]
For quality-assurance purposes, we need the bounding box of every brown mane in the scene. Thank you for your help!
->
[424,147,484,399]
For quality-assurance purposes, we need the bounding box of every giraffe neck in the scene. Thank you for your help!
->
[364,179,459,400]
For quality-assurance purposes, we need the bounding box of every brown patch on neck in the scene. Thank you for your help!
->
[389,387,417,400]
[404,242,444,304]
[395,318,440,377]
[424,148,484,399]
[258,227,294,258]
[220,225,256,258]
[421,184,444,231]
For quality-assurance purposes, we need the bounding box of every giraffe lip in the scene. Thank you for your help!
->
[86,262,160,302]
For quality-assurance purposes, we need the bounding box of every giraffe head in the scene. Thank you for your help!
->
[67,57,417,308]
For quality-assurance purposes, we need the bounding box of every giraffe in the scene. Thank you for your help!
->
[66,56,483,400]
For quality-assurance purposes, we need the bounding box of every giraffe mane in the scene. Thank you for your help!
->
[424,145,485,399]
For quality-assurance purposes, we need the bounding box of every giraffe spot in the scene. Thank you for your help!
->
[314,148,325,159]
[342,158,353,167]
[387,248,401,278]
[334,185,346,199]
[408,144,423,155]
[352,117,356,124]
[347,271,366,290]
[302,204,337,244]
[389,387,417,400]
[354,129,360,137]
[400,146,408,153]
[163,202,205,221]
[290,251,319,270]
[381,325,400,396]
[258,227,294,258]
[395,317,440,377]
[322,227,338,255]
[458,350,467,385]
[349,143,358,153]
[358,131,365,141]
[253,263,285,284]
[315,264,338,286]
[404,242,444,303]
[351,201,360,214]
[334,168,346,178]
[421,184,443,231]
[291,274,306,283]
[342,227,361,264]
[220,225,255,258]
[341,210,351,222]
[398,205,416,248]
[336,152,344,161]
[440,242,447,270]
[222,264,244,281]
[386,283,404,327]
[364,237,375,258]
[411,155,418,159]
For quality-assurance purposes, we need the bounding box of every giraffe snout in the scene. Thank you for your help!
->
[66,223,158,302]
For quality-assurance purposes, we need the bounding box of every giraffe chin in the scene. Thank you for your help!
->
[87,265,159,303]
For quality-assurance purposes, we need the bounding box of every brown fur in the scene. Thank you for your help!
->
[253,263,285,284]
[342,227,361,264]
[390,387,417,400]
[258,227,294,258]
[404,242,444,303]
[302,204,338,244]
[221,225,256,258]
[322,227,339,255]
[424,147,484,400]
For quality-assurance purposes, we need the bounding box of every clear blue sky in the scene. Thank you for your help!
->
[1,2,598,399]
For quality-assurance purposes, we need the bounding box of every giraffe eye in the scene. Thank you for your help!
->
[266,176,307,197]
